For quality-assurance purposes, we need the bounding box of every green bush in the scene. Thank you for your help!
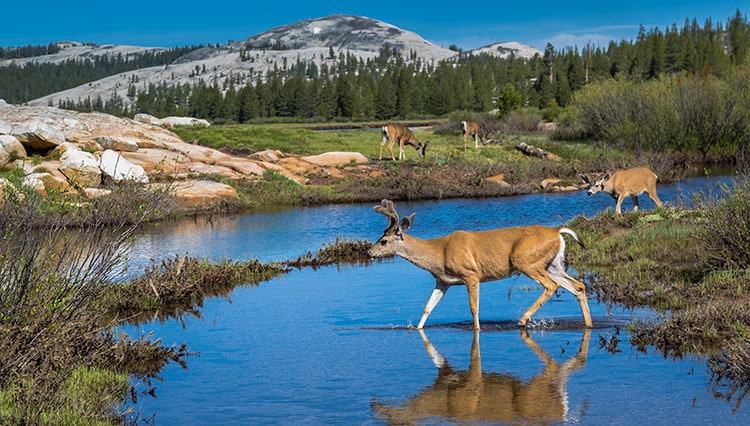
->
[572,72,750,157]
[700,178,750,269]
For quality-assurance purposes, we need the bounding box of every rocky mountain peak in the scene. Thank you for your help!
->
[242,14,413,51]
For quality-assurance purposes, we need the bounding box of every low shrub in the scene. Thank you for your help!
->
[699,178,750,269]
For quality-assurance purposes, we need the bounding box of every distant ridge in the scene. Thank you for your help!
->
[16,15,540,108]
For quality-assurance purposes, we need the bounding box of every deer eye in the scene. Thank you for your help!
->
[380,240,388,245]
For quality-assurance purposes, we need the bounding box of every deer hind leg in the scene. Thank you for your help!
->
[547,257,592,327]
[474,134,479,149]
[417,282,449,329]
[379,134,388,161]
[388,140,397,161]
[648,189,663,208]
[518,270,557,327]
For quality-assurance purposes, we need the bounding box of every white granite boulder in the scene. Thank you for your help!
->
[302,151,369,167]
[99,149,149,183]
[0,135,27,164]
[12,120,66,152]
[59,149,101,188]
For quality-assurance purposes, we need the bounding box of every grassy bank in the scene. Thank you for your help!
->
[173,117,699,210]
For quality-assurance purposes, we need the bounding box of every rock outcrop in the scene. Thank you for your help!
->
[0,102,377,209]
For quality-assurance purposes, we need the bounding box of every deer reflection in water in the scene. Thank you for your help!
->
[373,329,591,425]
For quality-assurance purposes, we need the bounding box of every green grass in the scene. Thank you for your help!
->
[0,367,129,425]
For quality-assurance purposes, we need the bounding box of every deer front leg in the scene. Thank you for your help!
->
[615,195,625,214]
[631,195,639,212]
[417,282,449,329]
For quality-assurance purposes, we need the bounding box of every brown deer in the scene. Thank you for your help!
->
[380,123,428,161]
[461,120,485,149]
[579,167,663,214]
[367,200,592,330]
[372,329,591,424]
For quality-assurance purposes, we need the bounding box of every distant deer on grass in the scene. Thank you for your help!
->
[380,123,429,161]
[367,199,592,330]
[461,120,485,149]
[372,328,591,424]
[579,167,663,214]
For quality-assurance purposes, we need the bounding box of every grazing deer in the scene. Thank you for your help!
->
[367,199,592,330]
[461,120,485,149]
[380,123,428,161]
[579,167,663,214]
[372,329,591,424]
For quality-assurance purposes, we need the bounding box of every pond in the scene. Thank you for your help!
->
[125,174,748,424]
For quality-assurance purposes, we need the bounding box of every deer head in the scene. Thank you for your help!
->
[368,199,415,258]
[579,173,610,196]
[417,140,430,157]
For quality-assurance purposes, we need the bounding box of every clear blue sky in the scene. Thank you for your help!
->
[2,1,745,51]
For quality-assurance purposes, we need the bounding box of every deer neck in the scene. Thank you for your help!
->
[398,234,446,273]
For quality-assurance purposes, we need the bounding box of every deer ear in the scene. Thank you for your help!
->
[602,173,611,181]
[399,213,415,233]
[578,174,589,184]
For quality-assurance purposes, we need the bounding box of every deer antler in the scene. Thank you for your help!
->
[374,199,399,234]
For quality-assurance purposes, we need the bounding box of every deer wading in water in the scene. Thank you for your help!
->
[367,199,592,330]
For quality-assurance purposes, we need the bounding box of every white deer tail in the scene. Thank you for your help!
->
[559,227,584,248]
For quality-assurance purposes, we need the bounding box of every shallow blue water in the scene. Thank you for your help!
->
[125,174,749,424]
